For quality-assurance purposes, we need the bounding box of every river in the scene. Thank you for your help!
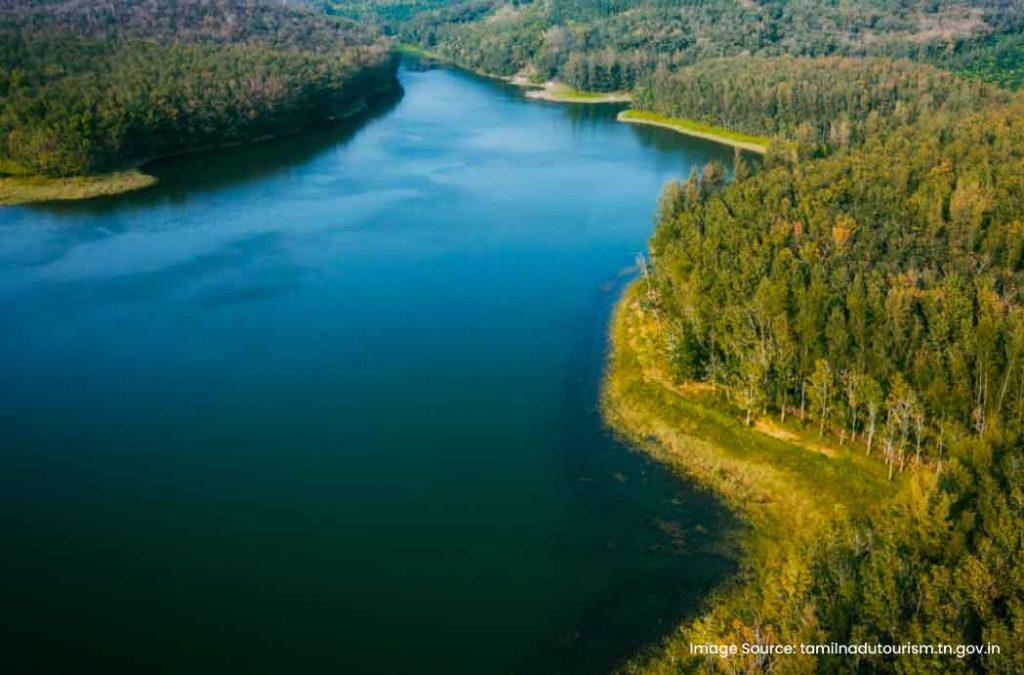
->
[0,64,738,673]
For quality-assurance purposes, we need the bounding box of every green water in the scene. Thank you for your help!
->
[0,65,739,673]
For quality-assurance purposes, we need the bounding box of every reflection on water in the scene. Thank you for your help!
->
[33,87,405,216]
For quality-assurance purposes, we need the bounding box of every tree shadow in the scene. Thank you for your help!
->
[27,86,405,216]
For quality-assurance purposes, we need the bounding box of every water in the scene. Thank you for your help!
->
[0,65,739,674]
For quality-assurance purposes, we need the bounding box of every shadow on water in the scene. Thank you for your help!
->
[521,271,741,674]
[623,123,766,171]
[24,86,404,217]
[557,101,629,130]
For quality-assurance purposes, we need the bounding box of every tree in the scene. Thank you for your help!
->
[808,359,834,436]
[860,375,883,456]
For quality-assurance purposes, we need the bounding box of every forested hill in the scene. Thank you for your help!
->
[0,0,379,51]
[344,0,1024,92]
[0,0,398,180]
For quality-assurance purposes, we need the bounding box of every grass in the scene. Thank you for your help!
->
[602,283,901,671]
[617,109,770,154]
[393,42,442,60]
[0,171,158,206]
[525,81,632,103]
[603,284,894,530]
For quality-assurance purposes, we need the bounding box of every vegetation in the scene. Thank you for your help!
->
[596,48,1024,667]
[0,0,397,202]
[617,110,768,154]
[604,284,899,670]
[0,171,156,205]
[347,0,1024,92]
[10,0,1024,669]
[338,1,1024,669]
[940,32,1024,90]
[634,56,1009,153]
[608,283,1024,673]
[526,81,630,102]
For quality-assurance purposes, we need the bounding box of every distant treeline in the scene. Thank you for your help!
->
[0,0,381,52]
[352,0,1024,91]
[0,0,398,177]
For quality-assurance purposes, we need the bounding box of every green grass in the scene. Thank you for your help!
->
[0,171,157,205]
[604,284,894,527]
[617,109,770,153]
[531,82,631,103]
[604,282,902,671]
[393,42,441,60]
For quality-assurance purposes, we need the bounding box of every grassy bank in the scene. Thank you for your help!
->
[525,81,631,103]
[0,171,157,206]
[617,109,769,154]
[394,42,443,61]
[603,283,900,672]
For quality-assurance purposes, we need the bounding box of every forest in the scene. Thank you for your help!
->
[342,0,1024,91]
[331,0,1024,670]
[0,0,397,178]
[6,0,1024,670]
[633,56,1011,153]
[622,67,1024,672]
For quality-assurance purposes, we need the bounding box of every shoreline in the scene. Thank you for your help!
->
[616,110,769,154]
[2,80,401,207]
[524,80,631,104]
[601,282,898,670]
[398,45,630,105]
[0,171,158,206]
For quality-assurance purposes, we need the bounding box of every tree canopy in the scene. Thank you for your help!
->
[0,0,397,177]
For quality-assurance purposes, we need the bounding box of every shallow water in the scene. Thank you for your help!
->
[0,65,739,673]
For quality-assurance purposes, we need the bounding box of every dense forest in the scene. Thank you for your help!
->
[632,72,1024,671]
[0,0,397,177]
[324,0,1024,670]
[340,0,1024,91]
[634,56,1010,152]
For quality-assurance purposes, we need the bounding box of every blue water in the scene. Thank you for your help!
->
[0,65,738,673]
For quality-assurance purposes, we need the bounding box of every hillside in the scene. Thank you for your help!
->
[0,0,398,201]
[343,0,1024,91]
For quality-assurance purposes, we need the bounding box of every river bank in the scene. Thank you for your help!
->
[398,44,630,105]
[524,81,631,103]
[617,110,770,154]
[0,171,158,206]
[1,81,401,207]
[602,283,898,671]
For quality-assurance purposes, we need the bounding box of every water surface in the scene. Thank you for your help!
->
[0,65,738,673]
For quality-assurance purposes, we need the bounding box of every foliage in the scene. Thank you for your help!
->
[349,0,1023,91]
[0,0,397,177]
[940,32,1024,90]
[0,170,156,205]
[617,109,770,153]
[634,56,1010,153]
[613,50,1024,667]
